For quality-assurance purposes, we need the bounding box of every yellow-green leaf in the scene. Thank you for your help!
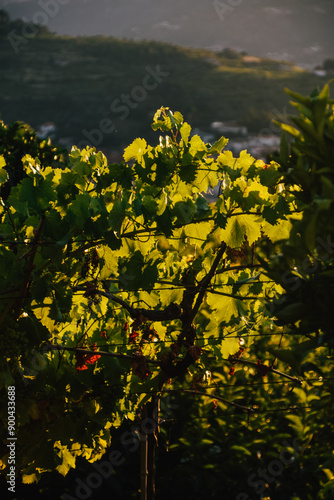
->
[123,138,147,162]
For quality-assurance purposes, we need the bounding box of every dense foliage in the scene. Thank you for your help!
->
[268,85,334,348]
[0,84,333,499]
[156,85,334,500]
[0,119,68,200]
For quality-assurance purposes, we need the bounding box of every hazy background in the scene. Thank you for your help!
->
[0,0,333,158]
[2,0,334,68]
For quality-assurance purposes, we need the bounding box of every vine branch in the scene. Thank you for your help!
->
[73,285,183,321]
[13,214,46,318]
[207,290,260,300]
[215,264,261,275]
[161,388,254,413]
[0,215,46,327]
[231,357,302,385]
[190,242,227,323]
[47,344,160,365]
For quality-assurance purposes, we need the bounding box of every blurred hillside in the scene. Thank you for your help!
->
[2,0,334,68]
[0,15,331,151]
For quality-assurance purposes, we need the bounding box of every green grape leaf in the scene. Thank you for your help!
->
[189,135,207,157]
[208,136,229,154]
[55,444,77,476]
[123,138,147,162]
[219,338,240,358]
[0,167,8,185]
[217,214,262,248]
[180,123,191,145]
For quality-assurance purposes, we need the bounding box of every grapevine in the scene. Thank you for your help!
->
[0,86,333,500]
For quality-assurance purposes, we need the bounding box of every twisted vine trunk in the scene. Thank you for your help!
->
[141,397,160,500]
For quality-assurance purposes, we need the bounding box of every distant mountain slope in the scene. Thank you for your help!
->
[2,0,334,67]
[0,33,328,148]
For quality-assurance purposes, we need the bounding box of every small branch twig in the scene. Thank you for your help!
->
[13,215,46,318]
[121,216,215,239]
[252,242,256,266]
[161,388,254,413]
[46,344,160,365]
[73,286,182,322]
[74,286,135,314]
[171,242,227,375]
[229,211,261,217]
[0,215,46,328]
[189,242,227,324]
[232,357,302,385]
[207,290,260,301]
[0,198,19,239]
[215,264,261,275]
